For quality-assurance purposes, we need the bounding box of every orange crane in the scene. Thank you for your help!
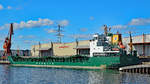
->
[3,23,14,57]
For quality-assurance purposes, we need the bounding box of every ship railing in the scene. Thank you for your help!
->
[93,52,120,57]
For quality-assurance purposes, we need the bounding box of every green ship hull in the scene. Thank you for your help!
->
[7,53,141,69]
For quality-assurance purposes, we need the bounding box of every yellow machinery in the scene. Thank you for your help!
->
[111,34,122,44]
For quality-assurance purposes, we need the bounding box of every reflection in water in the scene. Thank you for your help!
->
[0,65,10,84]
[88,70,120,84]
[120,72,150,84]
[0,65,150,84]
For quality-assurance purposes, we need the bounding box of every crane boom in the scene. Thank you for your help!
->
[3,23,14,56]
[9,23,14,42]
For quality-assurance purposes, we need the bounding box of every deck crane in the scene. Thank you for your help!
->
[3,23,14,56]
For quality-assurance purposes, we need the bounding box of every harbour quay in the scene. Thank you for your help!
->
[0,50,31,64]
[119,64,150,74]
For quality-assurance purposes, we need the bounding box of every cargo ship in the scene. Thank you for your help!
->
[6,24,140,69]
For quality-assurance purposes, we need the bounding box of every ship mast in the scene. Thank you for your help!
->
[104,25,108,35]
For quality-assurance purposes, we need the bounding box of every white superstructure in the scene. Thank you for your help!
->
[90,33,119,57]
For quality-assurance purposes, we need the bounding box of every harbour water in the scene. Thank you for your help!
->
[0,65,150,84]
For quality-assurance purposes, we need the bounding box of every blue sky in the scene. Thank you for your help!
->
[0,0,150,50]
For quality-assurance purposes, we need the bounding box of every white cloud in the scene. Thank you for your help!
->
[0,24,9,30]
[0,19,69,30]
[0,38,4,41]
[0,4,12,10]
[0,34,6,42]
[18,35,24,39]
[89,16,94,20]
[0,4,3,10]
[27,35,35,38]
[46,29,57,33]
[7,6,12,10]
[18,35,35,39]
[24,40,38,44]
[70,34,92,39]
[24,40,31,43]
[59,20,69,26]
[0,18,54,30]
[13,18,54,29]
[42,38,51,42]
[128,18,150,25]
[112,25,127,29]
[16,6,22,10]
[111,18,150,29]
[80,28,88,32]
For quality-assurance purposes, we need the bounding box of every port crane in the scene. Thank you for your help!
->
[3,23,14,56]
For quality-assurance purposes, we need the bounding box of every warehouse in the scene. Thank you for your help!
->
[31,40,90,57]
[123,34,150,56]
[31,34,150,57]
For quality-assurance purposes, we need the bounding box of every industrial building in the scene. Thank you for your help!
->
[123,34,150,56]
[31,40,90,57]
[31,34,150,57]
